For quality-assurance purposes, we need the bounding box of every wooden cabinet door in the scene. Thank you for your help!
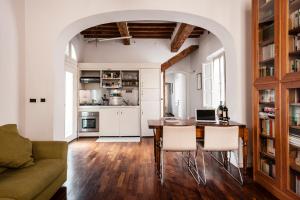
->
[140,69,160,89]
[99,108,119,136]
[141,101,160,136]
[119,108,140,136]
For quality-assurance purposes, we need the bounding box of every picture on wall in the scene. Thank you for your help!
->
[197,73,202,90]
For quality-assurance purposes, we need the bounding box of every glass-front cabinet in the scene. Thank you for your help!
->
[285,85,300,197]
[283,0,300,79]
[257,89,277,179]
[255,0,277,80]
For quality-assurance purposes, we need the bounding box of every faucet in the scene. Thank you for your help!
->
[123,99,129,105]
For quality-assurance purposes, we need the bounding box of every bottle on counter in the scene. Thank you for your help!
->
[217,101,224,120]
[223,104,229,121]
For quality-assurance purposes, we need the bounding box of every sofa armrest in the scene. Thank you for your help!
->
[32,141,68,161]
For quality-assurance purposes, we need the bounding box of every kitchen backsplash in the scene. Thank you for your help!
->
[79,88,139,105]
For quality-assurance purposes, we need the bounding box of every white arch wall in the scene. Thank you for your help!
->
[22,0,252,140]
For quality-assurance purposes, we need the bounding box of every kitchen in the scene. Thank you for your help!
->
[76,63,161,139]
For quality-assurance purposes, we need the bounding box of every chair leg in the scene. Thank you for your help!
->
[192,150,206,185]
[210,151,224,167]
[188,151,191,167]
[233,150,244,185]
[222,151,244,185]
[200,151,207,185]
[161,150,164,185]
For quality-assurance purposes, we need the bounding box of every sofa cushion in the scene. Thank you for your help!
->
[0,167,6,174]
[0,124,34,168]
[0,159,65,200]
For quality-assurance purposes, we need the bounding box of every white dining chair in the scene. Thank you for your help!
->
[161,126,201,184]
[199,126,243,185]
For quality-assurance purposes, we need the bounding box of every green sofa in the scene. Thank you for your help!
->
[0,141,68,200]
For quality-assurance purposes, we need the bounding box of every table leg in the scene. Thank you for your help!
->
[154,128,162,176]
[242,128,249,175]
[153,129,156,163]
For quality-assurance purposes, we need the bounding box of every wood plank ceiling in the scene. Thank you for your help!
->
[80,22,205,40]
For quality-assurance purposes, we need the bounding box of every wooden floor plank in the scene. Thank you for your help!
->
[51,138,277,200]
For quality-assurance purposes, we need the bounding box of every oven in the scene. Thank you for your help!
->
[79,112,99,132]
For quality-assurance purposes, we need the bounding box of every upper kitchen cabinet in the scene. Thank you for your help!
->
[102,70,122,89]
[282,0,300,81]
[79,70,101,89]
[253,0,280,84]
[140,69,160,89]
[121,71,139,88]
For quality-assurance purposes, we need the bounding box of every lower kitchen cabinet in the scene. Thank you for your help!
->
[99,108,119,136]
[99,107,140,137]
[119,108,140,136]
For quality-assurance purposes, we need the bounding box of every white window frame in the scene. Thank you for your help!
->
[202,49,226,108]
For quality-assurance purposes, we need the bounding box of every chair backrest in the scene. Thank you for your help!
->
[203,126,239,151]
[162,126,196,151]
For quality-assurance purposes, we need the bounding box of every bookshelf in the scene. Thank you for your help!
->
[253,0,300,199]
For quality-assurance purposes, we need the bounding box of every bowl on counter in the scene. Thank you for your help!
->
[109,96,124,106]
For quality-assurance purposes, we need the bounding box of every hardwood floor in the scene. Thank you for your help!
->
[51,138,277,200]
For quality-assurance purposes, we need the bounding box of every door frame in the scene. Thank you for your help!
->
[64,57,78,142]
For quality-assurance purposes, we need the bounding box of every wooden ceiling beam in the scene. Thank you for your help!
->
[161,45,199,71]
[128,29,174,33]
[83,34,121,38]
[128,23,177,28]
[133,35,171,39]
[170,23,195,52]
[116,22,131,45]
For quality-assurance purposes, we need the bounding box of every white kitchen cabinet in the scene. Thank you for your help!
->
[141,101,160,136]
[99,108,119,136]
[141,88,160,101]
[99,107,140,137]
[140,69,160,89]
[119,108,140,136]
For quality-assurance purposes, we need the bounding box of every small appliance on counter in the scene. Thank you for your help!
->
[109,89,124,106]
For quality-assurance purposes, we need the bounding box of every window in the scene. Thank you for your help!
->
[65,42,77,61]
[64,44,70,56]
[70,44,77,61]
[202,50,225,108]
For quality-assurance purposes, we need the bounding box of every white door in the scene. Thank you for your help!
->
[140,69,160,88]
[173,73,187,118]
[100,108,119,136]
[119,108,140,136]
[141,101,160,136]
[64,68,77,142]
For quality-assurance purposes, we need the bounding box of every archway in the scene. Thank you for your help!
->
[53,10,237,140]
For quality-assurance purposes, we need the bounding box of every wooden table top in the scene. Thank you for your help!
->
[148,118,246,128]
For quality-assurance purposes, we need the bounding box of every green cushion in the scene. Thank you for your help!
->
[0,124,34,168]
[0,124,19,135]
[0,159,65,200]
[0,167,6,174]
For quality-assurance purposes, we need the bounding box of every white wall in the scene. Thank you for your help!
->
[189,32,223,116]
[0,0,25,134]
[12,0,252,141]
